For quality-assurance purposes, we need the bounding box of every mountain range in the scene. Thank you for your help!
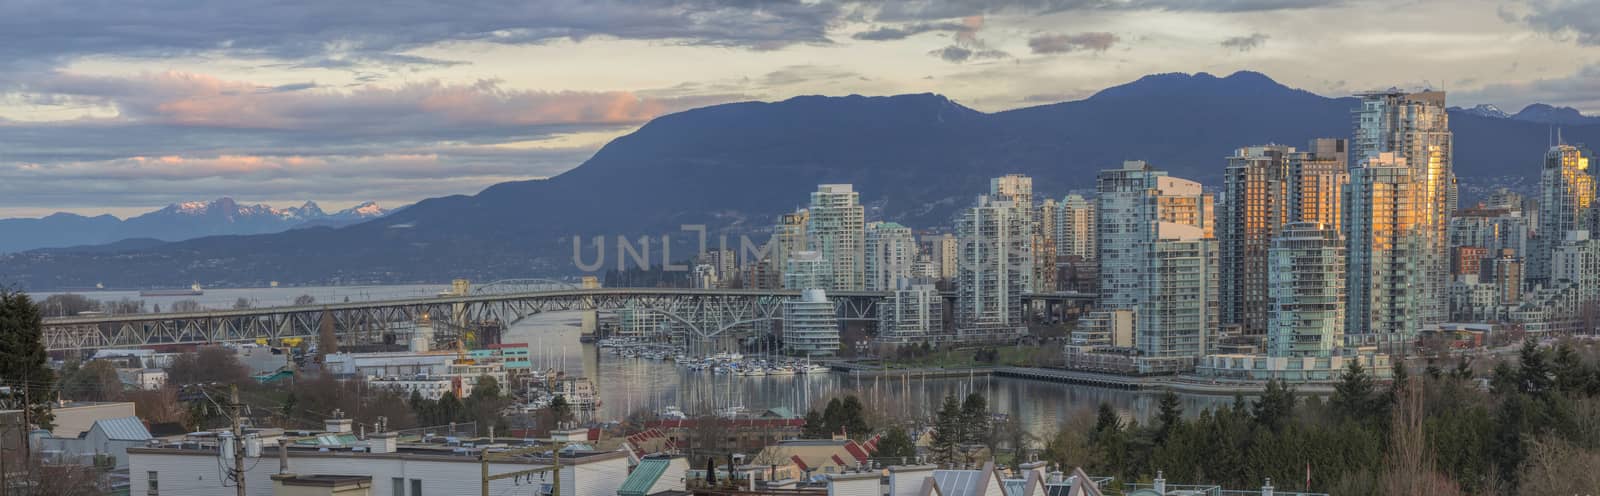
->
[0,198,391,253]
[3,71,1598,290]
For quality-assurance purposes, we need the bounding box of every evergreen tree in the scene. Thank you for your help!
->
[1551,342,1586,394]
[0,290,55,429]
[1155,390,1183,443]
[436,393,463,423]
[822,398,845,435]
[548,394,573,426]
[930,394,964,467]
[839,395,870,438]
[1331,361,1374,422]
[875,426,918,463]
[802,409,827,439]
[1252,379,1294,432]
[959,393,990,445]
[1517,338,1552,395]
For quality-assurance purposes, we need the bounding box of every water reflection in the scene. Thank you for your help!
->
[506,313,1232,436]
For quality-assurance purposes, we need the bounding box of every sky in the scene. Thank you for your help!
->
[1,0,1597,218]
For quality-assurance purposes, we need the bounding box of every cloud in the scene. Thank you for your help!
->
[1457,64,1600,114]
[928,46,1011,63]
[0,69,749,214]
[760,65,864,86]
[10,71,687,132]
[0,0,844,70]
[1028,32,1120,54]
[1220,33,1270,51]
[1512,0,1600,45]
[851,22,968,41]
[869,0,1342,22]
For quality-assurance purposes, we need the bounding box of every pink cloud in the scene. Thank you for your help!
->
[18,71,686,131]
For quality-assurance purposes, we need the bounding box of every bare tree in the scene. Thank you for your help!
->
[294,294,317,306]
[233,297,254,309]
[169,299,202,313]
[102,297,146,314]
[40,294,100,317]
[1379,377,1463,495]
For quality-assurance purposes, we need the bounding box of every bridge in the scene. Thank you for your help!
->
[40,283,1095,352]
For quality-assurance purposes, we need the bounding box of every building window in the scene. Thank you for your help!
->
[394,477,405,495]
[147,471,159,495]
[411,478,423,495]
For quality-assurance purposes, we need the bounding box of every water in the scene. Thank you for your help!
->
[504,313,1233,437]
[37,283,1234,435]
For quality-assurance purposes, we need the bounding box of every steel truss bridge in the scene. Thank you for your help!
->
[40,282,1094,352]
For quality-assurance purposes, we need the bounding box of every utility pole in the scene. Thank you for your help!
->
[230,385,247,496]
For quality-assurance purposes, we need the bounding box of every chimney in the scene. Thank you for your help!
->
[324,418,353,434]
[1262,477,1274,496]
[278,439,291,474]
[368,432,398,454]
[1153,471,1165,493]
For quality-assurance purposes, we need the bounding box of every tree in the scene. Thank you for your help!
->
[0,290,56,429]
[1331,361,1375,422]
[170,299,201,313]
[59,360,123,402]
[960,393,991,445]
[876,426,918,463]
[102,297,145,315]
[233,297,254,309]
[1551,342,1586,394]
[548,394,573,426]
[1253,379,1295,432]
[839,396,870,438]
[40,293,100,317]
[1156,390,1183,443]
[168,347,250,385]
[802,409,827,439]
[294,294,317,306]
[930,394,964,466]
[1517,338,1552,396]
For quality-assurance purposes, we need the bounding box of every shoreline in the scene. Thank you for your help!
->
[826,363,1338,396]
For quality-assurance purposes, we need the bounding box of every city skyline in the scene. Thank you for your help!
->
[2,0,1599,218]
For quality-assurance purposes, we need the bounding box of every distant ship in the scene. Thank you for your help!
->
[140,283,204,297]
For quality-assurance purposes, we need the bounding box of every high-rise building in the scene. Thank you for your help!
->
[1530,143,1596,288]
[865,222,917,292]
[771,209,810,274]
[783,289,838,356]
[991,174,1034,205]
[1034,199,1058,293]
[1449,206,1530,260]
[1267,222,1345,357]
[1352,89,1454,327]
[807,184,865,291]
[956,195,1031,341]
[878,281,946,345]
[1056,194,1097,261]
[932,234,959,281]
[1096,161,1212,310]
[1288,138,1349,227]
[1136,223,1218,358]
[1220,144,1293,337]
[1344,153,1426,351]
[1487,248,1524,304]
[783,251,832,291]
[1551,231,1600,304]
[989,175,1037,292]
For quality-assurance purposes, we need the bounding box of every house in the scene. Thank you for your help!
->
[116,368,167,390]
[131,433,632,496]
[748,437,879,480]
[39,416,154,469]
